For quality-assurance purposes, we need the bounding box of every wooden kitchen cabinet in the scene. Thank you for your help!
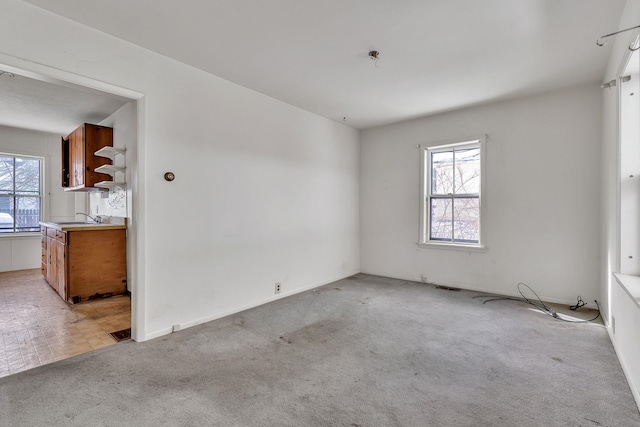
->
[62,123,113,191]
[42,226,67,300]
[41,225,126,303]
[51,239,66,299]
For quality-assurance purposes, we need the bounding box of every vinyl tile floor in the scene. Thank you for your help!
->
[0,269,131,379]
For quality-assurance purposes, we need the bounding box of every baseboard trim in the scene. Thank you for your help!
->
[0,265,41,273]
[606,326,640,412]
[143,269,361,341]
[359,269,585,306]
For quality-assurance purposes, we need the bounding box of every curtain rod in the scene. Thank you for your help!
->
[597,24,640,51]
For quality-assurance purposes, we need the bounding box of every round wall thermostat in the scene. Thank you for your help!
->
[164,172,175,181]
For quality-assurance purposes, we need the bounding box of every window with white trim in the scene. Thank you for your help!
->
[420,137,484,247]
[0,153,43,233]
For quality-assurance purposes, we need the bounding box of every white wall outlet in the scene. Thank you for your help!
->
[275,282,281,294]
[420,275,427,283]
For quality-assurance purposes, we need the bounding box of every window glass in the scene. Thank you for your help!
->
[431,151,454,195]
[0,154,42,233]
[15,157,41,194]
[454,147,480,194]
[453,197,479,242]
[0,156,14,193]
[430,198,452,240]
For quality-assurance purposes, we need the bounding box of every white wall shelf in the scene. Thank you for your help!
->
[95,181,125,189]
[94,146,126,160]
[94,146,126,188]
[94,164,126,177]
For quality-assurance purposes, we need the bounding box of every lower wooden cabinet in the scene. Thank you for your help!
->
[41,225,126,303]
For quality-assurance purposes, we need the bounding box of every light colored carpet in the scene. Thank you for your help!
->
[1,274,638,426]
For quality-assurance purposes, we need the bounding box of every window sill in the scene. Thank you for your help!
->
[417,242,487,252]
[613,273,640,311]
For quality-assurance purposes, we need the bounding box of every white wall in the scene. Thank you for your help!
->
[90,101,137,292]
[92,102,136,220]
[0,125,76,272]
[361,85,602,304]
[0,0,359,340]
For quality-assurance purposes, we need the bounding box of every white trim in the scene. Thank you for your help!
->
[421,134,488,150]
[0,265,41,273]
[606,325,640,411]
[418,134,486,249]
[358,270,589,307]
[417,242,487,252]
[613,273,640,312]
[0,233,40,239]
[616,34,640,79]
[0,52,143,101]
[615,74,622,275]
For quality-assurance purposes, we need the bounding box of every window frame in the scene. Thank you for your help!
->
[418,135,486,251]
[0,152,45,235]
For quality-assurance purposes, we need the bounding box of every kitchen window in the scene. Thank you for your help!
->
[419,136,485,249]
[0,153,43,233]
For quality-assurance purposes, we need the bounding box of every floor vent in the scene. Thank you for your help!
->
[435,285,461,292]
[110,328,131,342]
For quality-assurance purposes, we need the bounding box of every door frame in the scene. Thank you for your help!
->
[0,51,147,342]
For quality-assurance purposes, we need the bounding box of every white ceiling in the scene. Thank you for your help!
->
[0,70,128,136]
[19,0,628,129]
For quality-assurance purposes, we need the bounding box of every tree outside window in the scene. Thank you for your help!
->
[0,154,42,233]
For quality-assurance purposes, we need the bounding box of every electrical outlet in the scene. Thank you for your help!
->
[275,282,281,294]
[420,275,427,283]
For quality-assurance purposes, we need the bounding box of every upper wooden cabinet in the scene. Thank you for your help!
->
[62,123,113,191]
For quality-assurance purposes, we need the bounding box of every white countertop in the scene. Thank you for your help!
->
[40,218,127,231]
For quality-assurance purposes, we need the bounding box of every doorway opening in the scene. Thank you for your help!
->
[0,61,142,378]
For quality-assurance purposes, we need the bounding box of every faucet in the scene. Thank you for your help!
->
[76,212,102,223]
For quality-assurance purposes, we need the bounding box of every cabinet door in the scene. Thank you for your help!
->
[70,127,85,187]
[61,136,70,188]
[47,237,58,291]
[62,123,113,191]
[55,240,66,300]
[41,232,47,277]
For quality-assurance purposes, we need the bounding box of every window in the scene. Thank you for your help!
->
[0,154,43,233]
[419,136,485,247]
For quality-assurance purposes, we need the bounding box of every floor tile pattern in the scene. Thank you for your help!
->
[0,269,130,378]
